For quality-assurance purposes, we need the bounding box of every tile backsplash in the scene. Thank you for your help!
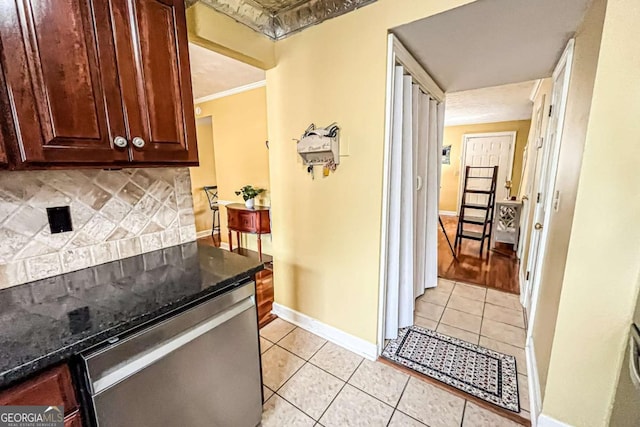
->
[0,168,196,288]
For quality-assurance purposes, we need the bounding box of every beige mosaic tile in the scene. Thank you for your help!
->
[319,384,393,427]
[518,374,530,410]
[0,168,196,288]
[263,386,274,403]
[309,341,363,381]
[260,319,296,343]
[415,300,445,322]
[483,303,525,328]
[260,337,274,354]
[461,402,522,427]
[261,345,305,390]
[262,395,314,427]
[486,289,522,310]
[440,308,482,334]
[278,363,344,419]
[348,360,409,406]
[397,377,465,427]
[388,411,427,426]
[452,283,487,301]
[414,314,438,330]
[418,288,451,306]
[437,278,456,293]
[481,319,526,348]
[278,328,327,360]
[446,294,484,316]
[436,323,479,345]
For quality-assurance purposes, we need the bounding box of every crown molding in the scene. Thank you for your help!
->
[194,80,266,104]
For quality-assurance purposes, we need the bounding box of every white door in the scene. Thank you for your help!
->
[458,132,516,216]
[524,40,574,322]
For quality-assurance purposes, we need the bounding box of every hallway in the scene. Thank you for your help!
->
[438,216,520,294]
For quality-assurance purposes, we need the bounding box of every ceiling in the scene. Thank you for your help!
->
[189,0,377,39]
[444,80,536,126]
[188,43,265,100]
[393,0,591,92]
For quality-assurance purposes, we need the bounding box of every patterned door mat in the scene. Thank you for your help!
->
[382,325,520,412]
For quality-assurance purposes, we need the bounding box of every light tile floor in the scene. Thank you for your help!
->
[260,317,527,426]
[415,278,531,421]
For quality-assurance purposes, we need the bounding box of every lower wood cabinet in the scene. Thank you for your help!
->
[0,364,80,422]
[64,411,82,427]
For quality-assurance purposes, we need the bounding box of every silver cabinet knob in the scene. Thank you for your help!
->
[132,137,145,148]
[113,136,128,148]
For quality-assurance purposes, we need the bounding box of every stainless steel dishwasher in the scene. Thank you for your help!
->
[82,280,262,427]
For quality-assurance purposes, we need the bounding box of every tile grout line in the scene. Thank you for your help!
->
[460,400,468,427]
[385,376,411,427]
[269,336,370,423]
[314,358,366,424]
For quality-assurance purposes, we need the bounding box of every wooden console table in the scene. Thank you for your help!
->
[226,203,271,261]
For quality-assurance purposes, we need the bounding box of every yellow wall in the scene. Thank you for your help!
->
[266,0,473,343]
[541,0,640,424]
[190,87,271,254]
[187,3,275,69]
[532,0,606,400]
[439,120,531,212]
[191,117,218,232]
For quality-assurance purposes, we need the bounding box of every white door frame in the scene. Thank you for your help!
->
[524,39,574,423]
[377,34,444,356]
[524,39,574,327]
[456,131,517,214]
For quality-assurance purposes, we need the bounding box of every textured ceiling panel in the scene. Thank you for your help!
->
[444,80,536,126]
[189,0,377,39]
[188,43,265,99]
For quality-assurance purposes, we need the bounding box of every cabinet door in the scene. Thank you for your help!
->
[0,0,129,165]
[113,0,198,164]
[0,138,6,166]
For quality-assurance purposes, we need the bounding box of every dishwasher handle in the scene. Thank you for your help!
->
[89,295,255,395]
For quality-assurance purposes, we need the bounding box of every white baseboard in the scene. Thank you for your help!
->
[538,414,573,427]
[196,229,214,239]
[439,210,458,216]
[519,270,527,306]
[526,340,543,426]
[272,303,377,361]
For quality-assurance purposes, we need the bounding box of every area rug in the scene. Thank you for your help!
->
[382,325,519,412]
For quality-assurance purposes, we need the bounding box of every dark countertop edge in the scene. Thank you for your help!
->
[0,263,264,390]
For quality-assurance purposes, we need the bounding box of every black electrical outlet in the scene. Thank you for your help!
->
[46,206,73,234]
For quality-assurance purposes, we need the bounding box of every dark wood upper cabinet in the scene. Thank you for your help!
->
[113,0,198,164]
[0,0,198,169]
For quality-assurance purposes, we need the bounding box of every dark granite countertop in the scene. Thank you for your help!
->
[0,242,263,389]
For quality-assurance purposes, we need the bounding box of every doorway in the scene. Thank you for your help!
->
[457,131,516,214]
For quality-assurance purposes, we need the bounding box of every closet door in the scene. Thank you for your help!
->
[0,0,129,165]
[113,0,198,165]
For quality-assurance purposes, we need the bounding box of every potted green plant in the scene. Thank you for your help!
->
[235,185,265,209]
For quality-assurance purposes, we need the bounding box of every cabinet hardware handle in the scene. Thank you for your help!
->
[132,137,146,148]
[534,222,543,230]
[113,136,128,148]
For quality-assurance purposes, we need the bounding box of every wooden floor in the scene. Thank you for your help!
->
[198,235,276,327]
[438,216,520,294]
